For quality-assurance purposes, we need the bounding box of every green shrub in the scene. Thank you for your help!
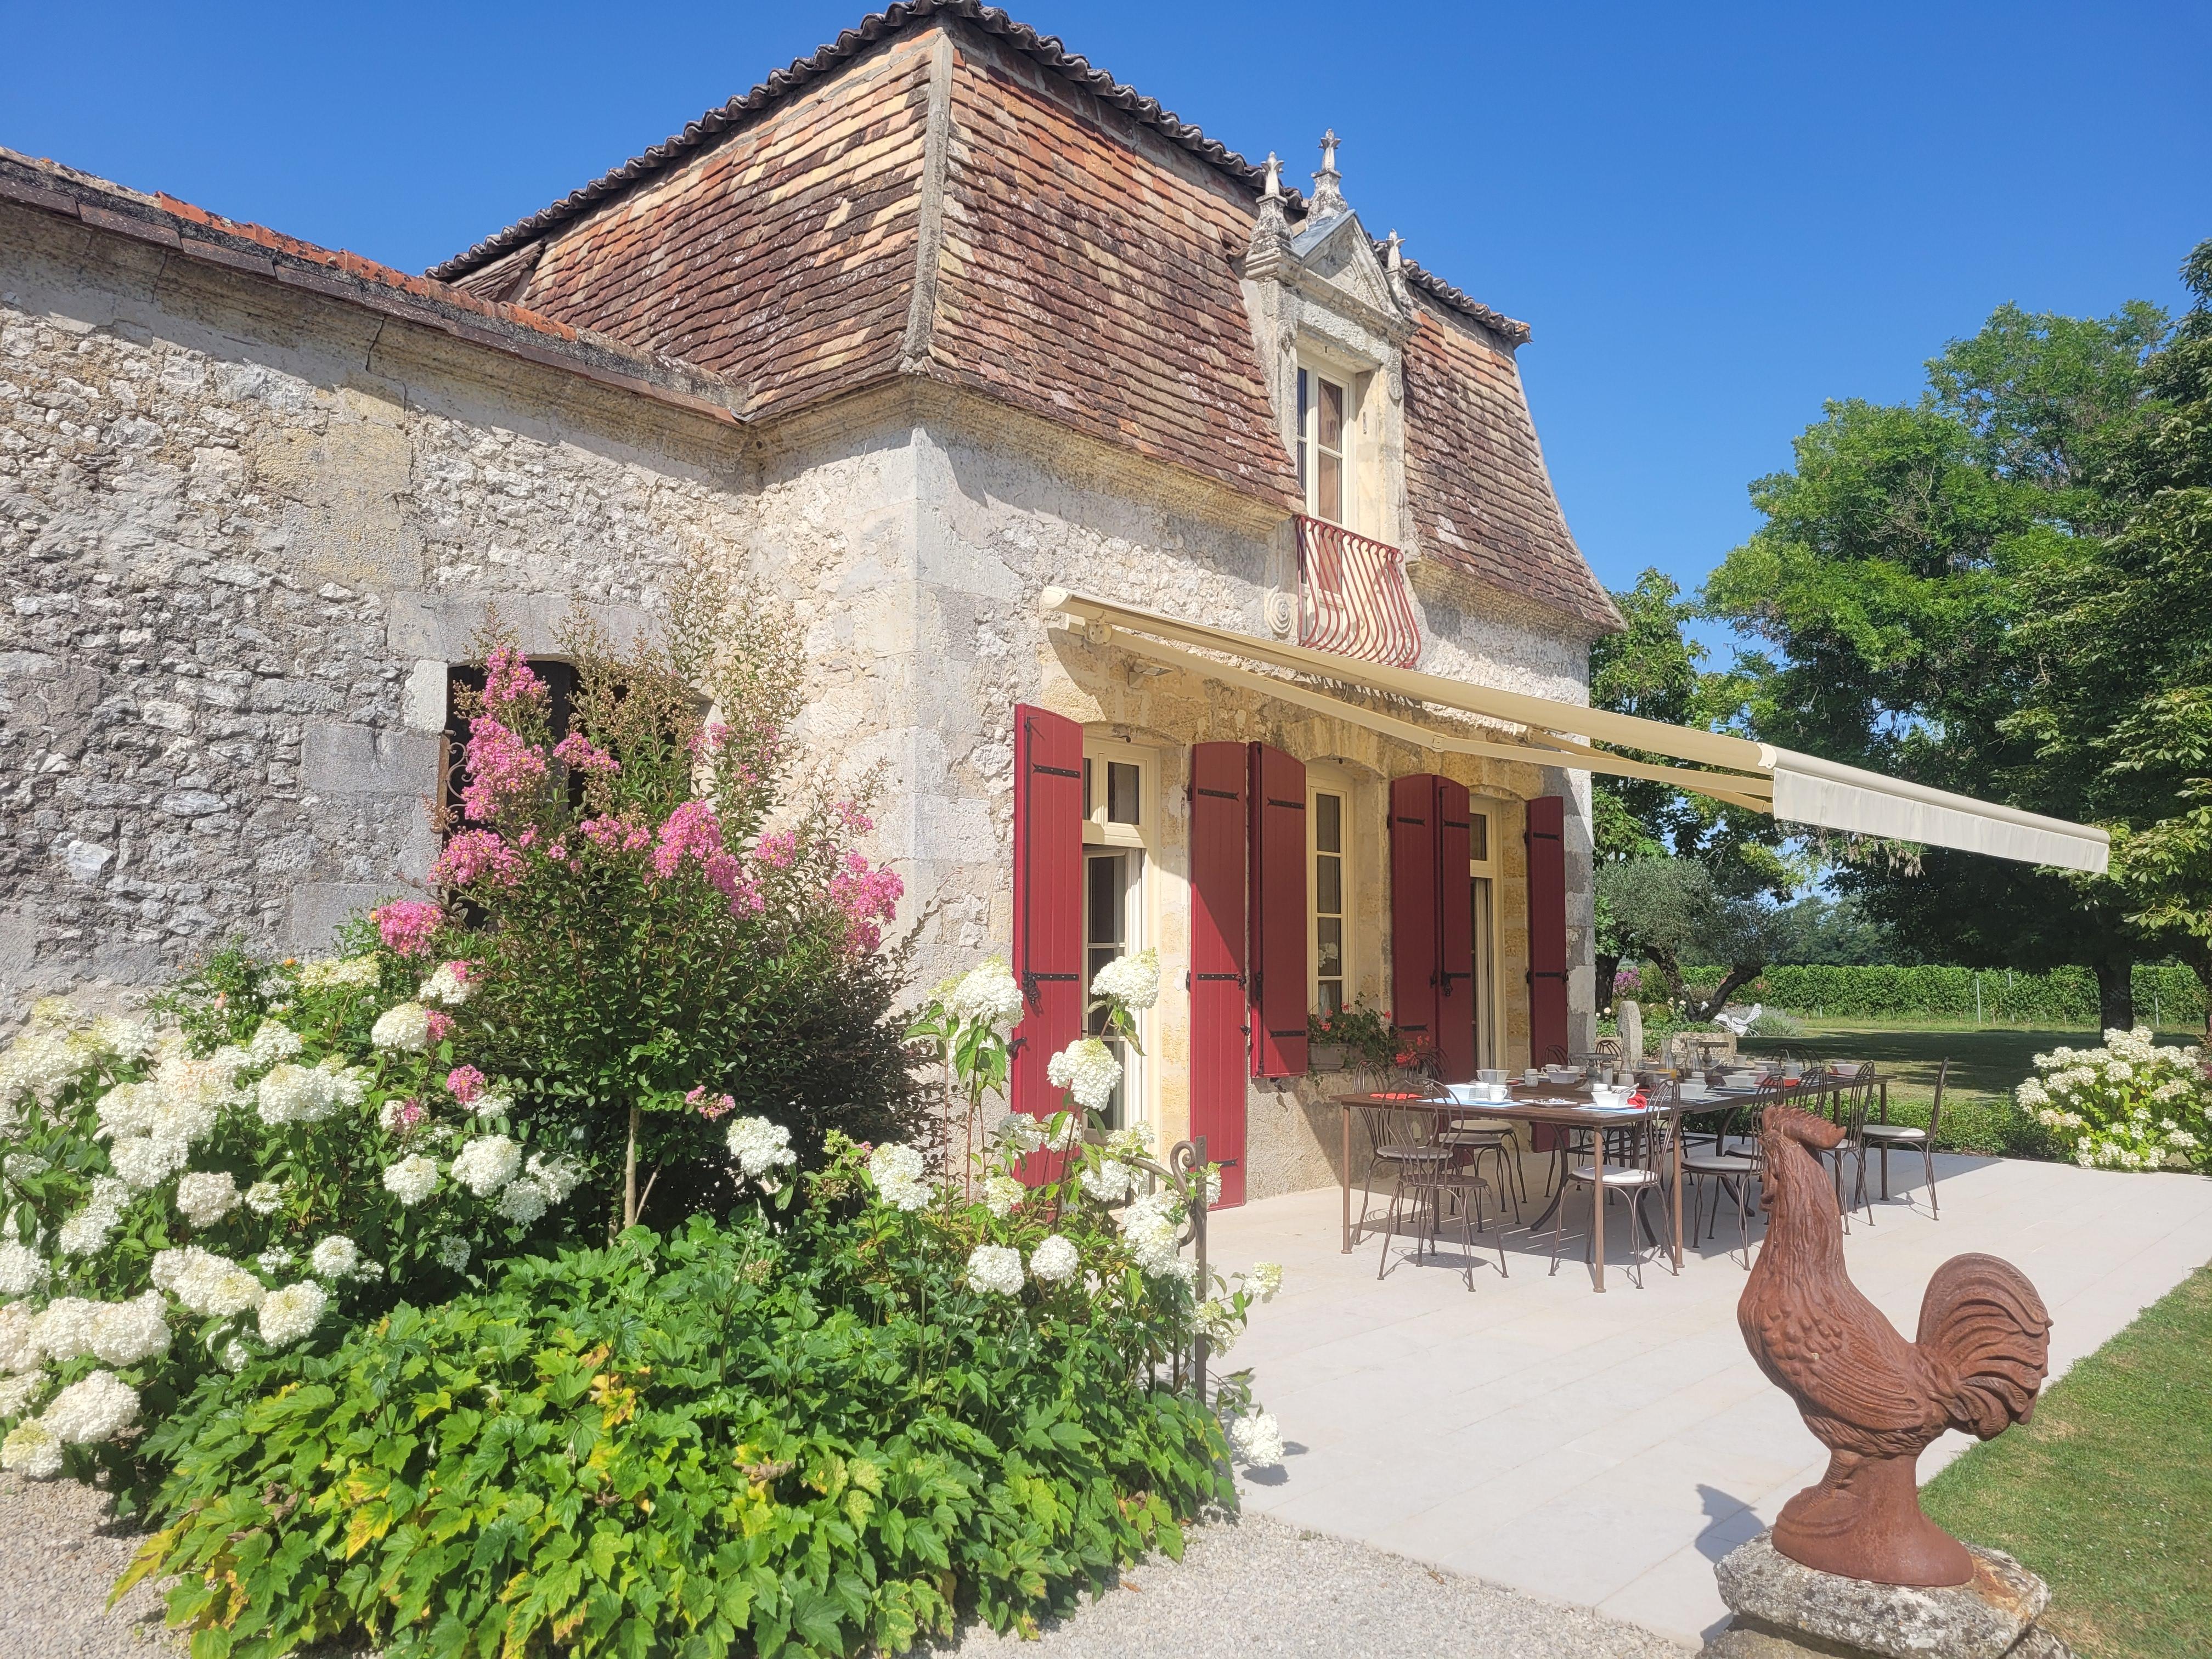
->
[1669,962,2207,1026]
[2015,1029,2211,1170]
[1745,1011,1807,1038]
[132,1127,1269,1658]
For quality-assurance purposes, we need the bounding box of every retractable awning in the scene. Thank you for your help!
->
[1042,589,2109,875]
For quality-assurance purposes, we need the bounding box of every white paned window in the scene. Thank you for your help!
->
[1081,740,1155,1128]
[1296,365,1353,527]
[1310,785,1349,1016]
[1469,800,1500,1069]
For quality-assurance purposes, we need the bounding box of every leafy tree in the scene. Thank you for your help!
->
[1704,295,2175,1026]
[1596,857,1783,1019]
[1588,569,1790,895]
[2005,241,2212,1031]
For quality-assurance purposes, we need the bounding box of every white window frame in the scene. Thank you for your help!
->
[1295,356,1361,532]
[1307,766,1356,1017]
[1468,797,1505,1071]
[1081,736,1158,1129]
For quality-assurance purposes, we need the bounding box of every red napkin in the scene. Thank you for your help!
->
[1627,1091,1647,1108]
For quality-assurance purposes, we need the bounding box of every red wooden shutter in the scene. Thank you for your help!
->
[1525,795,1571,1067]
[1010,706,1084,1125]
[1433,778,1476,1082]
[1189,743,1249,1206]
[1389,775,1439,1056]
[1248,743,1308,1078]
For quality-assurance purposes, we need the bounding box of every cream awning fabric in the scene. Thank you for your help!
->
[1042,589,2110,876]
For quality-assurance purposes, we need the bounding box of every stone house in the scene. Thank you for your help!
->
[2,4,2101,1202]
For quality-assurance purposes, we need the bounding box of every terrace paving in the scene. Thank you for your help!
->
[1209,1150,2212,1647]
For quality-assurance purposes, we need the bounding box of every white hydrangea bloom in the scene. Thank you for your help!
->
[435,1235,471,1272]
[470,1088,514,1120]
[0,1305,39,1374]
[418,963,471,1007]
[298,955,380,990]
[725,1116,797,1180]
[256,1062,337,1127]
[58,1176,132,1258]
[89,1291,171,1367]
[91,1015,155,1063]
[94,1080,160,1140]
[980,1175,1025,1218]
[242,1180,285,1216]
[1118,1190,1192,1282]
[452,1135,521,1197]
[1227,1409,1284,1467]
[33,1299,101,1363]
[945,960,1024,1034]
[325,1061,369,1111]
[866,1143,933,1211]
[1028,1234,1079,1283]
[110,1132,189,1191]
[0,1372,42,1420]
[964,1243,1025,1296]
[0,1418,62,1478]
[174,1169,240,1228]
[0,1242,49,1297]
[495,1178,549,1226]
[524,1153,581,1205]
[246,1020,303,1069]
[1248,1261,1284,1302]
[1080,1156,1137,1203]
[157,1246,266,1317]
[993,1113,1045,1155]
[257,1247,295,1275]
[221,1339,251,1372]
[371,1002,434,1053]
[257,1281,326,1348]
[1046,1037,1122,1114]
[40,1369,139,1444]
[1088,947,1160,1012]
[1042,1110,1084,1153]
[381,1155,441,1207]
[0,1003,99,1115]
[308,1235,362,1279]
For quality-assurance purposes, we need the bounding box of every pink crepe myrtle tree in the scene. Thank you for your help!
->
[397,596,920,1234]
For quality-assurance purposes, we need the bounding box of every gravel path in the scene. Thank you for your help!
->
[2,1477,1684,1659]
[0,1472,172,1658]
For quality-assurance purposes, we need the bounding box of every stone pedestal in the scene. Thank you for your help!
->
[1701,1534,2074,1659]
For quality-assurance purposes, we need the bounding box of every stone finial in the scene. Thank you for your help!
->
[1248,149,1290,262]
[1384,230,1402,271]
[1309,128,1346,217]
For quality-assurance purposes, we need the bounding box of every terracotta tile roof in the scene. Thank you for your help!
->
[477,30,936,420]
[0,147,747,428]
[928,42,1300,500]
[1401,292,1621,633]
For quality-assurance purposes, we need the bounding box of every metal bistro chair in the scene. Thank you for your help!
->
[1372,1097,1505,1291]
[1861,1058,1946,1217]
[1825,1069,1878,1232]
[1549,1090,1677,1289]
[1437,1108,1526,1223]
[1678,1080,1781,1268]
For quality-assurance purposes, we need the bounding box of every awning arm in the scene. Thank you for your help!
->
[1045,586,1769,772]
[1100,628,1778,813]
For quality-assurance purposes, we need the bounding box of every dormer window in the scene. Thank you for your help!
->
[1296,365,1353,527]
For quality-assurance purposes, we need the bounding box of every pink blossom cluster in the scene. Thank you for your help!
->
[580,814,653,854]
[828,853,904,954]
[393,1098,427,1132]
[435,828,523,889]
[832,800,874,834]
[553,731,620,777]
[373,900,444,958]
[446,1065,487,1104]
[425,1011,456,1045]
[686,1085,736,1121]
[753,830,798,869]
[481,647,547,720]
[460,717,548,822]
[649,801,766,918]
[686,720,731,759]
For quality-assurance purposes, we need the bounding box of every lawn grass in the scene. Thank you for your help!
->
[1920,1265,2212,1659]
[1738,1020,2083,1156]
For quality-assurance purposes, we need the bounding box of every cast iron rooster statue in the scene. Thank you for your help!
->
[1740,1102,2052,1586]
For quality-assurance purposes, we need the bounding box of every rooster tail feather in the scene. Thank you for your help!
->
[1915,1251,2052,1440]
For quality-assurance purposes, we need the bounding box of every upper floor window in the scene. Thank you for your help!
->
[1296,365,1353,527]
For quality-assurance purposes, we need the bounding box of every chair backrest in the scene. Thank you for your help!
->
[1925,1057,1949,1141]
[1361,1098,1444,1156]
[1835,1076,1872,1147]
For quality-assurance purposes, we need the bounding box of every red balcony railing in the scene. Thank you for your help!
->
[1295,515,1421,668]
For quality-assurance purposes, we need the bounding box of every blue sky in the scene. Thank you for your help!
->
[5,0,2204,654]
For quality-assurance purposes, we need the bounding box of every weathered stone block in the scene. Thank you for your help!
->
[298,720,438,797]
[1703,1534,2071,1659]
[285,880,395,956]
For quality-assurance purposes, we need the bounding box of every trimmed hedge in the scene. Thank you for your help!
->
[1674,963,2206,1028]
